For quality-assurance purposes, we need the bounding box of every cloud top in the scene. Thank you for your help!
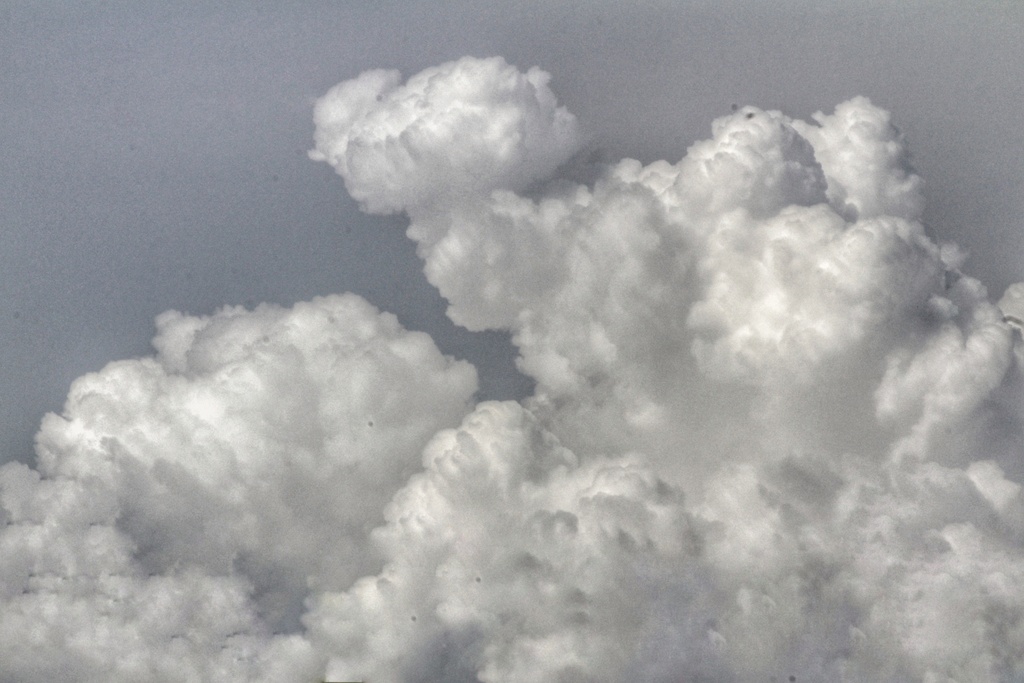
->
[310,56,583,214]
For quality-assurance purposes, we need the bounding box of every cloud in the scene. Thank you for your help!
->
[0,294,476,681]
[307,400,718,683]
[309,56,583,216]
[3,56,1024,682]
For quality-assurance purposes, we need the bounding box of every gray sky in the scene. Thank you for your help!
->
[2,0,1022,466]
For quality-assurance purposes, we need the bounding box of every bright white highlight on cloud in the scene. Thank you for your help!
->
[309,56,582,215]
[3,56,1024,682]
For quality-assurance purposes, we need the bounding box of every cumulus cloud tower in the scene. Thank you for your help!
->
[0,55,1022,683]
[308,56,1024,682]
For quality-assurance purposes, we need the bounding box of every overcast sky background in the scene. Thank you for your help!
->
[1,0,1023,467]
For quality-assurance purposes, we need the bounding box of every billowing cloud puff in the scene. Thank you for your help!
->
[792,96,925,222]
[0,294,476,681]
[309,56,583,215]
[307,401,712,683]
[4,56,1024,682]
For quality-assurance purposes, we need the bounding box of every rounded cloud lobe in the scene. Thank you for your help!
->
[4,56,1024,682]
[309,56,583,215]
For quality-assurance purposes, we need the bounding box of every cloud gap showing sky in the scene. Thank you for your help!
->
[3,52,1024,682]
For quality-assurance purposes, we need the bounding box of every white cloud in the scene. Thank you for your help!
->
[308,401,715,683]
[309,56,583,216]
[3,56,1024,682]
[792,96,925,222]
[0,293,476,681]
[305,58,1024,681]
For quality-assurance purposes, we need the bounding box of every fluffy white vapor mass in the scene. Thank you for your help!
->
[309,56,582,216]
[4,56,1024,682]
[0,294,476,681]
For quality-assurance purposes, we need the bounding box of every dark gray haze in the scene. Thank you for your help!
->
[1,0,1022,466]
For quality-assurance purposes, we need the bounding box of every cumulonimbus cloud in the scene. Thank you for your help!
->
[2,56,1024,682]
